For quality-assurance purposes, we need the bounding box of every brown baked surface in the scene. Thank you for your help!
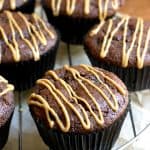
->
[29,65,128,133]
[0,11,57,63]
[84,16,150,68]
[43,0,125,19]
[0,78,14,127]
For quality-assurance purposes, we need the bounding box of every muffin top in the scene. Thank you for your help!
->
[0,11,57,63]
[0,0,30,11]
[29,65,128,133]
[84,14,150,68]
[43,0,125,20]
[0,76,14,127]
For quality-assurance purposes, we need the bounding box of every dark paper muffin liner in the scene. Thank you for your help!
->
[0,113,14,150]
[84,48,150,91]
[0,38,59,91]
[43,6,99,45]
[30,104,128,150]
[14,0,35,14]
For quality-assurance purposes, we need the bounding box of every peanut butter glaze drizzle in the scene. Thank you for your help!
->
[0,76,14,97]
[0,0,27,10]
[0,11,55,63]
[90,14,150,69]
[50,0,119,20]
[29,65,126,132]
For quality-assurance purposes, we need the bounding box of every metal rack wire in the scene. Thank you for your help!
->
[15,3,150,150]
[18,92,23,150]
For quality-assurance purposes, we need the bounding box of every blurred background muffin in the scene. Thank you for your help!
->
[42,0,125,44]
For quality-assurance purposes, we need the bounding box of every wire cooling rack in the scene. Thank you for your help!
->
[5,1,150,150]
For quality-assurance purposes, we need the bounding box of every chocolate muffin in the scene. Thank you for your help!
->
[42,0,125,44]
[0,76,14,149]
[0,11,59,91]
[28,64,128,150]
[84,14,150,91]
[0,0,35,13]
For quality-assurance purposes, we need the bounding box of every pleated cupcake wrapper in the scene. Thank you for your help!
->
[0,38,59,91]
[14,0,35,14]
[84,48,150,91]
[0,112,14,150]
[30,104,128,150]
[43,6,100,45]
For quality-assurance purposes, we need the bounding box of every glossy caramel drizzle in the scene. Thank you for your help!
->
[112,0,119,9]
[50,0,119,20]
[29,65,126,132]
[0,76,14,97]
[0,11,55,63]
[90,15,150,68]
[0,0,27,10]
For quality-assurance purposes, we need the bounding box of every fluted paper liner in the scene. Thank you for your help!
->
[0,38,59,91]
[85,48,150,91]
[30,105,128,150]
[43,6,100,44]
[15,0,35,14]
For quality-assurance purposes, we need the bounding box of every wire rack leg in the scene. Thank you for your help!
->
[66,43,72,66]
[129,100,137,137]
[18,92,23,150]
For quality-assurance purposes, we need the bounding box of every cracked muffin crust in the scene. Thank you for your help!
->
[29,64,128,133]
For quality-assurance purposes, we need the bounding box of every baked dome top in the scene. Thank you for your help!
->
[0,11,57,63]
[84,14,150,68]
[29,65,128,133]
